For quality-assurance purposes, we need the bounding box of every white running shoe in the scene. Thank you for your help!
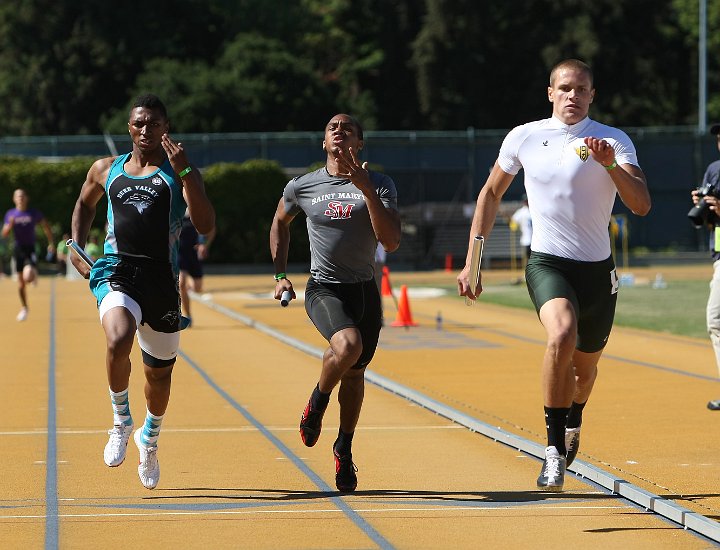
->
[104,423,133,467]
[134,429,160,489]
[536,446,566,492]
[16,308,28,322]
[565,427,581,467]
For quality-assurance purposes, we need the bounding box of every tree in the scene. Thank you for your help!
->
[103,33,335,133]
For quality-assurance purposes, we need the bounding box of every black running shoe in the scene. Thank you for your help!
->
[708,399,720,411]
[299,399,325,447]
[333,448,358,493]
[565,427,581,467]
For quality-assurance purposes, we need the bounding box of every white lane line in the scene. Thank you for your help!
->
[0,425,462,436]
[0,504,637,521]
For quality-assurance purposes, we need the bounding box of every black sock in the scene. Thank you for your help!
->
[544,406,570,456]
[334,428,354,456]
[566,401,587,429]
[310,384,331,411]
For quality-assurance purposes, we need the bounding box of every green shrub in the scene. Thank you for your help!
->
[0,156,311,265]
[203,159,309,264]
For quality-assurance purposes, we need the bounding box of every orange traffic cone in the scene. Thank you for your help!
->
[444,253,453,273]
[391,285,418,327]
[381,266,393,297]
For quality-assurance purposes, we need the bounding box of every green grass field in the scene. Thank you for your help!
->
[438,279,710,340]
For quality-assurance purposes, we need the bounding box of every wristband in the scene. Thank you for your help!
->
[274,272,287,281]
[178,166,192,178]
[603,160,617,171]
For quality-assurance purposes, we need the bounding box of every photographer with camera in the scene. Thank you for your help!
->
[690,123,720,410]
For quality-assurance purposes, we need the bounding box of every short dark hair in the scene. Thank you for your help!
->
[131,94,168,119]
[549,59,593,87]
[328,113,364,140]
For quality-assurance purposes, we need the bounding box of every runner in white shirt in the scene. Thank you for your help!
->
[458,59,651,491]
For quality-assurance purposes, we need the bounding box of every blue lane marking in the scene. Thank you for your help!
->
[177,349,395,550]
[45,279,59,550]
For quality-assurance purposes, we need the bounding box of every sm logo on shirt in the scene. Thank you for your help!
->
[324,201,355,219]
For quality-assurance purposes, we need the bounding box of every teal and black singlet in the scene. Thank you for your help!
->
[89,153,187,333]
[102,153,187,267]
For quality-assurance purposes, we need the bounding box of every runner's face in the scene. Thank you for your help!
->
[128,107,168,153]
[13,190,28,210]
[548,68,594,125]
[323,115,362,155]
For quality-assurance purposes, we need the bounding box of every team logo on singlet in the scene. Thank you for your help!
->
[151,176,163,186]
[324,201,355,219]
[123,193,153,214]
[574,145,589,162]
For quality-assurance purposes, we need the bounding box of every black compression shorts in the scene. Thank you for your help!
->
[304,277,382,369]
[525,251,618,353]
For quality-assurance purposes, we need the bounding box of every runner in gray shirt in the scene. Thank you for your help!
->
[270,113,401,492]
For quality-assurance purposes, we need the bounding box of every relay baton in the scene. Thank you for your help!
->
[465,235,484,306]
[280,290,293,307]
[66,238,94,268]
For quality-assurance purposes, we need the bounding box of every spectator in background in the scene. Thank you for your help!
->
[56,232,70,275]
[2,188,55,321]
[85,233,103,262]
[374,241,388,324]
[510,194,532,271]
[178,210,215,327]
[691,122,720,411]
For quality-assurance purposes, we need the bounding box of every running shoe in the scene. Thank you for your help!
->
[565,427,581,467]
[299,398,325,447]
[708,399,720,411]
[134,429,160,489]
[536,446,566,492]
[333,448,358,493]
[103,423,133,467]
[16,307,28,322]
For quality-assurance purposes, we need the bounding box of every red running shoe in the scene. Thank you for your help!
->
[333,448,358,493]
[299,399,325,447]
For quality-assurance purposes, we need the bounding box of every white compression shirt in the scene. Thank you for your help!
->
[497,116,639,262]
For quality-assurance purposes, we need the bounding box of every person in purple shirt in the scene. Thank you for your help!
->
[2,188,55,321]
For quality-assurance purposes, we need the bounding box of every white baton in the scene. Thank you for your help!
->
[66,239,94,268]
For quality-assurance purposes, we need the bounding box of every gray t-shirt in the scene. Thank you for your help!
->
[283,167,398,283]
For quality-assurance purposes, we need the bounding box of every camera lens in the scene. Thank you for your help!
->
[688,199,711,227]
